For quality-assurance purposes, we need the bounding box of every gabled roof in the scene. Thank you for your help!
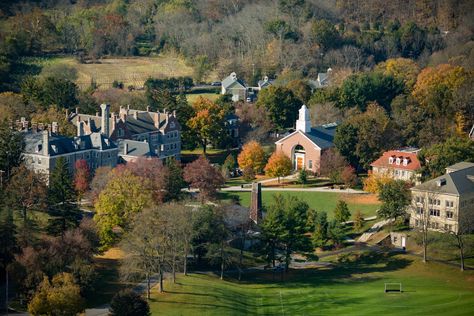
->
[412,163,474,195]
[446,162,474,173]
[258,77,274,88]
[221,72,246,89]
[371,149,421,171]
[275,124,337,150]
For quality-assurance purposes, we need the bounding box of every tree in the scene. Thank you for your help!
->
[183,156,224,200]
[123,157,168,203]
[261,195,311,271]
[286,79,312,104]
[47,157,81,236]
[363,172,394,193]
[187,97,227,154]
[447,210,474,272]
[120,207,167,297]
[74,160,91,202]
[333,72,404,112]
[0,120,24,181]
[109,289,150,316]
[334,103,399,170]
[418,137,474,179]
[310,211,328,248]
[320,148,350,183]
[375,58,420,89]
[255,86,301,129]
[298,168,308,185]
[28,273,84,316]
[88,166,113,203]
[94,169,153,249]
[310,19,340,51]
[353,210,364,232]
[334,200,351,223]
[22,76,79,110]
[221,154,237,179]
[327,220,345,248]
[164,158,186,201]
[237,141,267,175]
[341,165,357,188]
[264,152,292,183]
[0,209,17,270]
[31,106,76,137]
[378,180,410,220]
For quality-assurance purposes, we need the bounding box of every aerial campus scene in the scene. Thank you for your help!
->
[0,0,473,315]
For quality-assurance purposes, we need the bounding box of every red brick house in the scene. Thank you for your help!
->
[370,148,422,183]
[275,105,337,174]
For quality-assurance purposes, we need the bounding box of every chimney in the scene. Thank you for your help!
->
[166,113,169,124]
[31,122,38,133]
[133,111,138,119]
[146,106,150,112]
[96,112,99,117]
[77,121,84,136]
[38,122,44,131]
[100,103,110,136]
[65,109,69,119]
[42,130,49,156]
[153,112,160,129]
[123,142,128,155]
[127,104,130,110]
[173,110,176,117]
[51,122,58,134]
[76,107,79,114]
[111,112,116,132]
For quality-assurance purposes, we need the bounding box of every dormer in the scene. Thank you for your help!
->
[388,156,394,164]
[403,157,410,166]
[395,157,401,165]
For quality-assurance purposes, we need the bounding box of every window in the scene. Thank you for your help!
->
[416,196,420,203]
[308,160,313,169]
[429,209,440,217]
[446,211,454,219]
[417,207,424,214]
[415,219,419,227]
[445,200,453,207]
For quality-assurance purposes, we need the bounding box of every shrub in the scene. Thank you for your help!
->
[109,289,150,316]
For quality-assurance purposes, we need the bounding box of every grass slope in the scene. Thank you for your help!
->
[219,191,381,219]
[149,254,474,316]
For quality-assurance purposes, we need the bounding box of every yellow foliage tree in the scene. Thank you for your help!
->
[412,64,469,108]
[363,172,393,194]
[376,58,420,88]
[264,152,292,183]
[28,273,84,316]
[237,140,267,175]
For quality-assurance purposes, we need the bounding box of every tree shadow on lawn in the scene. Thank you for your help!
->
[232,252,413,289]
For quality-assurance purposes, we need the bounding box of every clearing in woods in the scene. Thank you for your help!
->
[23,55,215,90]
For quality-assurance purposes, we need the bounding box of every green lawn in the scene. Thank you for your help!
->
[149,253,474,315]
[218,191,380,219]
[186,93,220,103]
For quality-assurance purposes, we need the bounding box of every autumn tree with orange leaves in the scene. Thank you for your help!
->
[187,97,227,154]
[264,152,292,183]
[237,141,267,175]
[74,160,91,201]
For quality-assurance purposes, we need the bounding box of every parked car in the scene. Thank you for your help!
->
[211,81,221,86]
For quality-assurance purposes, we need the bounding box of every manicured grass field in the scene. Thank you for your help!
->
[218,191,381,219]
[186,93,220,103]
[149,254,474,315]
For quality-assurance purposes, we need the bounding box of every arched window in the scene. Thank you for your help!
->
[294,145,305,153]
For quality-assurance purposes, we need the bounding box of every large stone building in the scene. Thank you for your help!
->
[70,104,181,160]
[409,162,474,233]
[23,127,118,178]
[370,148,422,183]
[275,104,337,174]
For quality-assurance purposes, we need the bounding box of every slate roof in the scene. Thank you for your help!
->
[275,123,337,150]
[117,139,156,158]
[221,72,246,89]
[412,164,474,195]
[24,131,116,157]
[446,162,474,173]
[304,124,337,149]
[71,109,176,137]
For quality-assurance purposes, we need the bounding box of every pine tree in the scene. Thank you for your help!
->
[165,158,186,201]
[0,209,17,269]
[0,120,24,182]
[47,157,81,236]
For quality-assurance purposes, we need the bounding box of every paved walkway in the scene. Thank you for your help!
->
[357,218,395,243]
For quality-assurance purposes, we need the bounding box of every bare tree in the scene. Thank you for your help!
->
[445,209,474,271]
[410,187,440,263]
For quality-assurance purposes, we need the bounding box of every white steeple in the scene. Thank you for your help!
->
[296,104,311,133]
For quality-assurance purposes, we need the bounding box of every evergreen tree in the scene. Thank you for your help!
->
[165,158,186,201]
[47,157,81,236]
[334,200,351,223]
[0,209,17,269]
[0,120,24,182]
